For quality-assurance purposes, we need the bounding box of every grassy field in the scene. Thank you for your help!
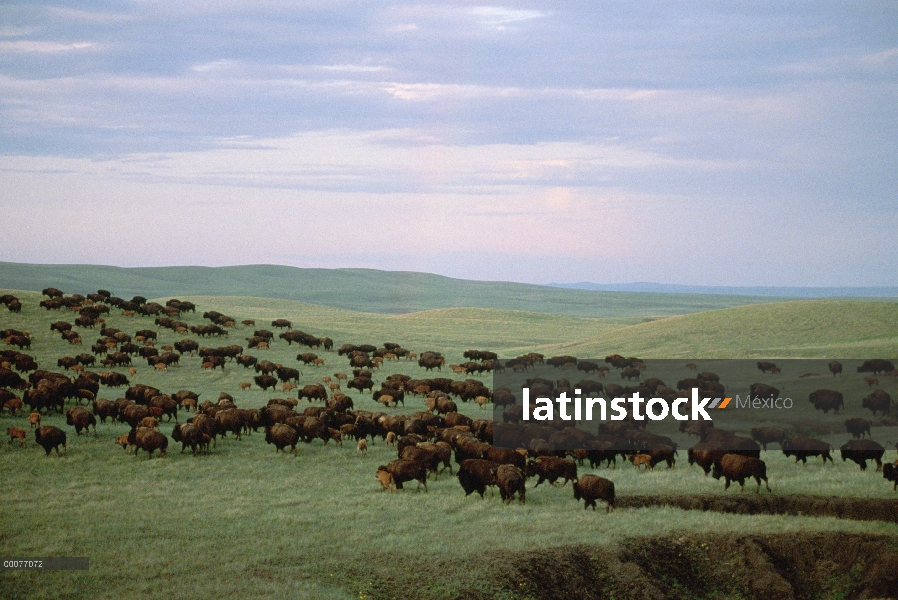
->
[0,262,786,317]
[1,286,897,599]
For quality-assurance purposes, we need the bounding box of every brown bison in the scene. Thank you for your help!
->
[65,406,97,436]
[857,360,895,375]
[809,389,844,414]
[7,427,26,446]
[840,439,885,471]
[380,459,429,491]
[712,454,770,492]
[527,456,578,487]
[844,417,872,439]
[264,423,299,454]
[572,474,615,512]
[828,361,842,377]
[749,426,785,451]
[35,425,67,456]
[781,435,833,465]
[862,389,891,416]
[457,459,498,497]
[128,427,168,458]
[496,464,526,504]
[884,463,898,490]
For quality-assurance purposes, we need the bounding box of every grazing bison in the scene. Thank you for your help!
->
[862,389,891,416]
[128,427,168,459]
[756,361,777,373]
[572,474,615,512]
[35,426,67,456]
[712,454,770,492]
[845,417,872,439]
[457,459,499,498]
[857,360,895,375]
[380,459,429,491]
[840,439,885,471]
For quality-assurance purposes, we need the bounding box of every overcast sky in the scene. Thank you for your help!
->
[1,1,896,286]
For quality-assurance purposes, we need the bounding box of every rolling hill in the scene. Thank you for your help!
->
[0,261,783,318]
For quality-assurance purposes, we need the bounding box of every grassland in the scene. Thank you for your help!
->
[1,285,897,599]
[0,262,786,317]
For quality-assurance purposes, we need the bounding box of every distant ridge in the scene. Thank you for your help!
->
[548,281,898,298]
[0,261,786,318]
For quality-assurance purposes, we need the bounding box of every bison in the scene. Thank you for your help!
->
[527,456,578,488]
[572,474,615,512]
[862,389,891,416]
[457,459,498,498]
[66,406,97,436]
[844,417,872,439]
[128,427,168,459]
[35,425,67,456]
[749,427,785,451]
[840,439,885,471]
[496,464,526,504]
[380,459,428,491]
[781,435,833,465]
[712,454,770,493]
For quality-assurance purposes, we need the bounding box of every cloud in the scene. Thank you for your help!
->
[469,6,548,30]
[0,40,100,53]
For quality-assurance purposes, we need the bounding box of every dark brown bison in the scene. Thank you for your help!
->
[572,474,615,512]
[749,427,785,451]
[756,361,777,373]
[66,406,97,436]
[749,383,779,401]
[781,435,833,465]
[254,374,279,391]
[712,454,770,492]
[844,417,872,439]
[857,360,895,375]
[380,459,429,491]
[840,439,885,471]
[35,425,67,456]
[172,423,207,455]
[298,383,327,402]
[496,464,526,504]
[687,443,728,476]
[457,459,498,498]
[265,423,299,454]
[809,389,844,414]
[884,463,898,490]
[128,427,168,459]
[862,389,891,416]
[828,361,842,377]
[527,456,578,487]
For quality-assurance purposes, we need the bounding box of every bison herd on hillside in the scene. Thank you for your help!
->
[2,288,898,513]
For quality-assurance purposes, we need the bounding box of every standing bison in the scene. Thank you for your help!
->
[572,474,615,512]
[35,426,67,456]
[712,454,770,492]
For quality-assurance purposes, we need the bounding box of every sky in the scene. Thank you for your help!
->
[1,1,896,286]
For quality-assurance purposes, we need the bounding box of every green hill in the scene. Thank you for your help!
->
[545,299,898,358]
[0,261,782,318]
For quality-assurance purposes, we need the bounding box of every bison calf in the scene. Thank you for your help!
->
[7,427,26,446]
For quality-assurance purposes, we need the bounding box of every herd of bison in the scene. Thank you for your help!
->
[2,288,898,516]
